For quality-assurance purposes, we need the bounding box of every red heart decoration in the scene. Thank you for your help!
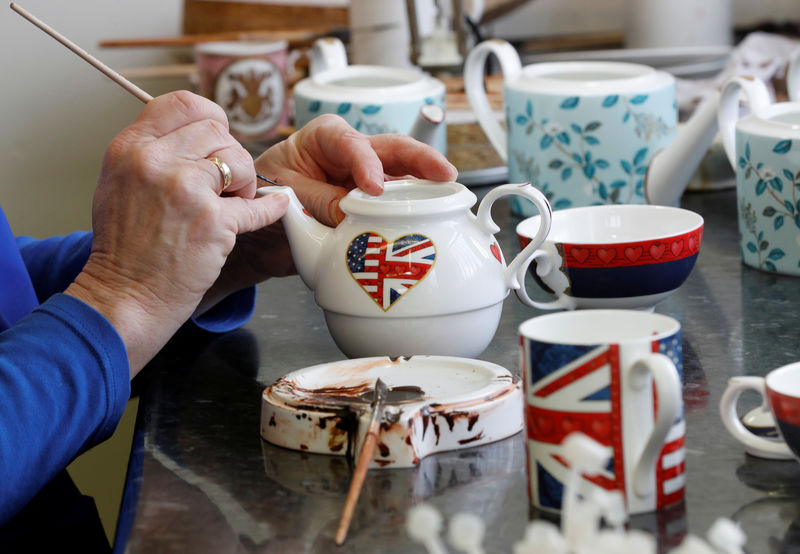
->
[624,246,643,263]
[688,235,697,253]
[670,240,684,257]
[571,247,590,263]
[589,418,612,440]
[490,242,502,263]
[597,248,617,264]
[534,414,554,437]
[650,242,665,260]
[561,416,582,434]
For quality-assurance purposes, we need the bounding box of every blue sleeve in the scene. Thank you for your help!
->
[190,286,257,333]
[16,232,255,333]
[16,233,93,303]
[0,293,130,525]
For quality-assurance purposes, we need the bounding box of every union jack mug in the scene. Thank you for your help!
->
[519,310,685,515]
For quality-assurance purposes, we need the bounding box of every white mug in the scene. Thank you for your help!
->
[719,361,800,460]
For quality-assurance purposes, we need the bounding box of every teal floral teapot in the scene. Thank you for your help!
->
[464,39,721,214]
[293,37,447,153]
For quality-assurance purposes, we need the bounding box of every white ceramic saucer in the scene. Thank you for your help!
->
[260,356,522,468]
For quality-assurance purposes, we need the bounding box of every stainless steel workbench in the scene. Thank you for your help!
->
[119,187,800,553]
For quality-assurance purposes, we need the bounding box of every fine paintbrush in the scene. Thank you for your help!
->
[335,378,389,545]
[10,2,280,187]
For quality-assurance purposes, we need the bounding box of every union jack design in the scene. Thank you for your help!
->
[524,335,685,512]
[346,232,436,311]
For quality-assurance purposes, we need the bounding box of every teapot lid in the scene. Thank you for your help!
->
[736,100,800,137]
[512,61,673,95]
[339,179,476,217]
[294,65,444,102]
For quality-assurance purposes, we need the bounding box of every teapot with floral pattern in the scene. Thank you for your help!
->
[464,40,721,215]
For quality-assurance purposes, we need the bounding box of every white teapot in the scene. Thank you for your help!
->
[262,179,552,358]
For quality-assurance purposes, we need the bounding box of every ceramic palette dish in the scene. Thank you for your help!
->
[260,356,523,468]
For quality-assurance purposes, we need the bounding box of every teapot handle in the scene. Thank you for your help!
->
[309,37,348,76]
[513,246,577,310]
[475,183,552,293]
[717,75,772,170]
[463,39,521,162]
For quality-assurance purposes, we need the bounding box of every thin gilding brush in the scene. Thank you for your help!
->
[335,378,389,545]
[10,2,280,187]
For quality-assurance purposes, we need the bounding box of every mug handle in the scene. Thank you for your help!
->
[719,376,794,459]
[513,244,577,310]
[309,37,348,76]
[627,353,682,499]
[463,39,522,162]
[717,75,772,170]
[475,183,552,294]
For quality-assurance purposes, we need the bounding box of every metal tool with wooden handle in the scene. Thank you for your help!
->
[335,378,388,545]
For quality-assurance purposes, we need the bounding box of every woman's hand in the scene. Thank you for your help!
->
[66,91,289,375]
[255,113,458,226]
[197,114,458,305]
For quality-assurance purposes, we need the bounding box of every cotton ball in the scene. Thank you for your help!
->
[447,512,485,554]
[513,520,568,554]
[668,534,718,554]
[407,503,444,545]
[707,517,746,554]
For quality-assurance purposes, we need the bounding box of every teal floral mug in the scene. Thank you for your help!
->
[464,40,705,216]
[293,37,447,153]
[717,75,800,275]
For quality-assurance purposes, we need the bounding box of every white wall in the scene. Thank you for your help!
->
[0,0,185,236]
[486,0,800,41]
[2,0,798,237]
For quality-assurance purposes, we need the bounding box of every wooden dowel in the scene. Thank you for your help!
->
[10,2,153,103]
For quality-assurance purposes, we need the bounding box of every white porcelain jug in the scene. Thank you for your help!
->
[261,179,552,359]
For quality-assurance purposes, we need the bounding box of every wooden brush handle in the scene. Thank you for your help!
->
[335,421,380,545]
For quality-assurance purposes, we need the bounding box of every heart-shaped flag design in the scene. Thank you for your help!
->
[346,232,436,311]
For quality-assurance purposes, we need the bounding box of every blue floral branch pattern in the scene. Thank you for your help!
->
[306,96,439,135]
[739,139,800,271]
[510,93,670,207]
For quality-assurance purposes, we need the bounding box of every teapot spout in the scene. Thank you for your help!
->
[645,91,720,206]
[257,186,333,290]
[409,104,446,147]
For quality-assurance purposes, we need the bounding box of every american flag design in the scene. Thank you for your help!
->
[523,333,685,512]
[346,232,436,311]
